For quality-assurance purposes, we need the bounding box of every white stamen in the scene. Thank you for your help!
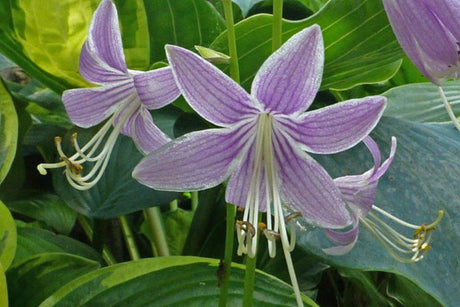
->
[36,94,140,190]
[438,86,460,132]
[359,206,443,263]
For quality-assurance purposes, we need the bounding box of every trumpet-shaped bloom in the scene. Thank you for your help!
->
[134,25,386,259]
[37,0,180,190]
[382,0,460,85]
[324,136,443,262]
[382,0,460,131]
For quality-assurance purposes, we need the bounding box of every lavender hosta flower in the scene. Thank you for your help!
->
[134,25,386,300]
[382,0,460,131]
[36,0,180,190]
[324,136,443,262]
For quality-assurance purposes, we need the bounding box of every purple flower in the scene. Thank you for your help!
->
[382,0,460,85]
[324,136,443,262]
[133,25,386,259]
[37,0,180,190]
[382,0,460,131]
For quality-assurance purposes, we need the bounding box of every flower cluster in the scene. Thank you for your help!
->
[37,0,444,305]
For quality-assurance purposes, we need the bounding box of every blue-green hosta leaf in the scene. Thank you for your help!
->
[53,130,178,218]
[297,117,459,307]
[40,256,317,306]
[143,0,225,63]
[6,253,100,307]
[384,80,460,123]
[8,194,76,235]
[211,0,404,91]
[14,226,101,266]
[0,81,17,184]
[386,274,442,306]
[0,200,16,270]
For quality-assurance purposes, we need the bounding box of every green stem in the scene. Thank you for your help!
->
[169,199,178,212]
[119,215,140,260]
[191,191,199,211]
[242,254,257,307]
[143,207,170,256]
[272,0,283,51]
[77,215,116,265]
[218,203,237,307]
[219,2,240,306]
[222,0,240,83]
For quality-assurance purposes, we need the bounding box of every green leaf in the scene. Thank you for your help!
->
[14,226,101,266]
[297,117,459,307]
[9,0,99,87]
[0,81,18,185]
[40,256,317,306]
[6,253,100,307]
[386,274,442,307]
[53,131,178,218]
[114,0,150,70]
[8,194,76,235]
[338,269,390,306]
[143,0,225,63]
[0,263,7,307]
[0,200,16,270]
[211,0,403,91]
[384,80,460,123]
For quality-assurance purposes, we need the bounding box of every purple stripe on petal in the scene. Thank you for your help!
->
[133,120,257,191]
[226,141,268,211]
[251,25,324,115]
[272,128,351,228]
[382,0,458,83]
[79,41,129,84]
[130,107,171,154]
[131,67,180,110]
[62,80,135,127]
[278,96,386,154]
[323,217,359,255]
[86,0,127,73]
[166,45,258,127]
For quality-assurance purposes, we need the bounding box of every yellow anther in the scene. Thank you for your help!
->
[235,220,256,237]
[258,222,267,230]
[285,212,302,223]
[61,157,83,175]
[70,132,78,143]
[262,229,280,241]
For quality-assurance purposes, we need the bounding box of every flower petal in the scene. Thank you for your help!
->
[273,128,351,228]
[62,80,135,127]
[323,219,360,255]
[133,120,257,191]
[382,0,458,84]
[86,0,127,73]
[130,107,171,154]
[226,141,268,211]
[131,67,181,109]
[166,45,258,127]
[424,0,460,39]
[251,25,324,115]
[276,96,386,154]
[79,41,129,84]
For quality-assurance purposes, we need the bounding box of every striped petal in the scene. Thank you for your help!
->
[226,141,268,211]
[276,96,386,154]
[382,0,458,84]
[166,45,259,127]
[251,25,324,115]
[273,128,351,228]
[62,80,135,127]
[130,107,171,154]
[131,67,181,110]
[323,215,360,255]
[133,120,257,191]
